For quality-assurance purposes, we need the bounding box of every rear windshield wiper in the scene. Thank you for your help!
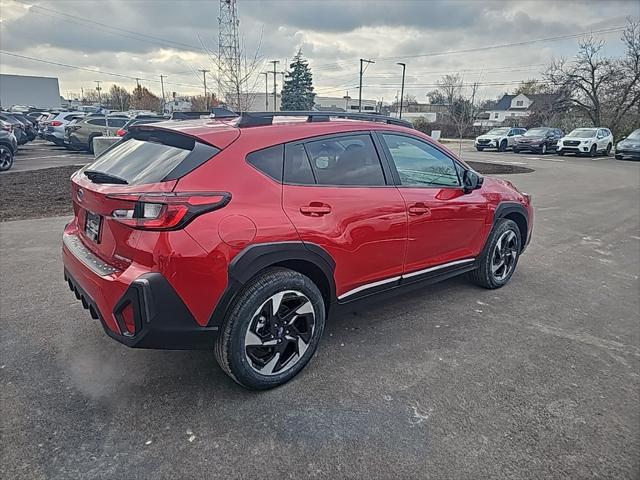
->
[84,170,129,185]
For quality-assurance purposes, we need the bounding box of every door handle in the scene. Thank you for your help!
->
[408,203,431,215]
[300,202,332,216]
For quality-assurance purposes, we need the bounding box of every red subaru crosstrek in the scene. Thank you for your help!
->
[63,112,533,389]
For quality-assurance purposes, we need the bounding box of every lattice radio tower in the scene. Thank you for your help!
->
[218,0,241,109]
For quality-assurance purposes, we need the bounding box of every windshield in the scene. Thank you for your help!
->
[568,128,596,138]
[626,129,640,140]
[524,128,549,137]
[486,128,510,135]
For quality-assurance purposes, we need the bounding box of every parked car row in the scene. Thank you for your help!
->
[0,110,43,171]
[474,126,638,160]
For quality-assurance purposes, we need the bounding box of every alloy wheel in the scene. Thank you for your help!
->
[491,230,518,281]
[541,144,547,154]
[244,290,315,376]
[0,146,13,171]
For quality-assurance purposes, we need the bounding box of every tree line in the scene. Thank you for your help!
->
[418,19,639,139]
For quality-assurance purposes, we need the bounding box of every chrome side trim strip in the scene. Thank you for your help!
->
[337,275,401,300]
[401,258,475,279]
[337,258,476,300]
[63,233,120,276]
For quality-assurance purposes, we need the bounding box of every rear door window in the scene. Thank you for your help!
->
[303,134,386,186]
[84,130,219,185]
[88,118,106,126]
[107,118,128,128]
[284,143,315,184]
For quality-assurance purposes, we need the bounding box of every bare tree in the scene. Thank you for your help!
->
[109,85,131,112]
[199,28,265,113]
[545,19,640,136]
[436,74,477,148]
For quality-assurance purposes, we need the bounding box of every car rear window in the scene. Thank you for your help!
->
[84,129,220,185]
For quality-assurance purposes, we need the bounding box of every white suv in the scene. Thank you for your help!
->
[557,127,613,157]
[475,127,526,152]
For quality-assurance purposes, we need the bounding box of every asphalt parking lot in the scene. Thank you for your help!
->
[1,146,639,479]
[8,140,92,173]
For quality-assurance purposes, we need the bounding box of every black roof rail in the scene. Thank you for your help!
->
[211,107,239,118]
[236,111,413,129]
[171,111,211,120]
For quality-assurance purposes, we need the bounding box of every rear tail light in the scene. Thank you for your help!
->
[116,129,127,137]
[50,120,63,126]
[107,192,231,230]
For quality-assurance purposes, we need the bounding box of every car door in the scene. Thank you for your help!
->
[106,118,127,136]
[376,131,490,276]
[596,129,607,150]
[281,132,407,300]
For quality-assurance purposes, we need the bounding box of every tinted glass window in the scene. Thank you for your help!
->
[284,143,315,184]
[107,118,128,128]
[85,132,212,185]
[246,145,283,181]
[304,134,385,186]
[88,118,106,126]
[382,133,460,187]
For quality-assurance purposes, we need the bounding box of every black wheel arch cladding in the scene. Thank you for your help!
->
[208,241,336,328]
[494,202,529,249]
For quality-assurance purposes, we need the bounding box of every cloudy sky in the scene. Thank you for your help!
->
[1,0,638,104]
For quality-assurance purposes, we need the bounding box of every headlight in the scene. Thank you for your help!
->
[581,139,591,144]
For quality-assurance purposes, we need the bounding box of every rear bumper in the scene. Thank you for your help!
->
[62,231,218,350]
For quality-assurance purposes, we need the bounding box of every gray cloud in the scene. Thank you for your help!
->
[1,0,637,101]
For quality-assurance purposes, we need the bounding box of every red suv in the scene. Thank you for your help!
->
[63,112,533,389]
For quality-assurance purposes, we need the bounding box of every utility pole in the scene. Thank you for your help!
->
[160,75,166,114]
[270,60,279,111]
[397,62,406,119]
[199,69,210,110]
[358,58,374,112]
[261,72,269,110]
[94,80,102,107]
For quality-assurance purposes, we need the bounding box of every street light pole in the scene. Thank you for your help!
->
[270,60,279,111]
[199,69,210,110]
[358,58,374,112]
[397,62,406,119]
[160,75,166,114]
[262,72,269,110]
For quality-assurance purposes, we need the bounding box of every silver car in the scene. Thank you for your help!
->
[44,112,86,146]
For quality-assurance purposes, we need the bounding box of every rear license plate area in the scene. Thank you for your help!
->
[85,211,102,243]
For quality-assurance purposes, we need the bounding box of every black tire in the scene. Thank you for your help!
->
[215,268,325,390]
[87,134,98,154]
[498,140,507,152]
[513,149,520,154]
[605,143,612,156]
[615,154,623,160]
[0,144,14,171]
[469,219,522,289]
[540,143,547,155]
[589,144,597,157]
[557,151,565,156]
[476,147,484,152]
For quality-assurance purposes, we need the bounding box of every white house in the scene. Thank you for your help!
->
[478,93,558,127]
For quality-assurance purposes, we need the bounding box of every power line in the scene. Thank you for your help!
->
[11,0,204,52]
[308,23,627,71]
[0,51,203,89]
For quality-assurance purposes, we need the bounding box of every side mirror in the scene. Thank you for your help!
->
[463,170,483,194]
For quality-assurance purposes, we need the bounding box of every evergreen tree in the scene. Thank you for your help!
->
[281,50,315,111]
